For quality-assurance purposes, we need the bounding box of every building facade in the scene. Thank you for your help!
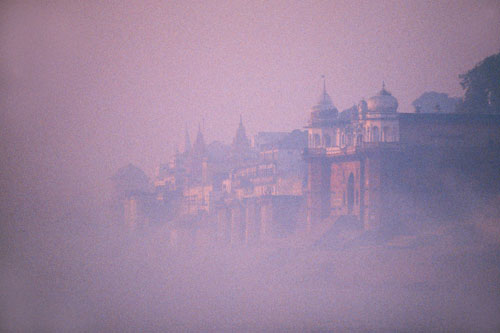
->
[117,81,500,245]
[304,82,500,234]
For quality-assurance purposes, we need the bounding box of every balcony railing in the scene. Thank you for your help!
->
[304,141,401,157]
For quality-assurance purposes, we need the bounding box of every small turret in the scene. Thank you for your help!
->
[231,115,252,165]
[358,99,368,119]
[233,114,250,149]
[309,76,338,127]
[193,123,206,156]
[184,125,191,153]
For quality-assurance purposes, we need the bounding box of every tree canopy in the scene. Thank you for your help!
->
[457,52,500,113]
[412,91,461,113]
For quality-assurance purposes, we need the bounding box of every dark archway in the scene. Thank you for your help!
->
[347,173,355,214]
[356,134,363,146]
[324,134,331,147]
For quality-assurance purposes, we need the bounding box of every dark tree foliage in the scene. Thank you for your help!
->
[412,91,461,113]
[457,52,500,113]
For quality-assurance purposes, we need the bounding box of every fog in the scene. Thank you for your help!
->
[3,211,500,331]
[2,0,500,331]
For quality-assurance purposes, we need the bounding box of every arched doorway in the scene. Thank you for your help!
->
[347,173,355,214]
[356,134,363,146]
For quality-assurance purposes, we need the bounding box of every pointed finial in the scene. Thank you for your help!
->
[382,81,386,90]
[184,123,191,152]
[239,114,243,126]
[321,75,326,94]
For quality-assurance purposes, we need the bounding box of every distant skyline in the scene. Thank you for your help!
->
[1,0,500,214]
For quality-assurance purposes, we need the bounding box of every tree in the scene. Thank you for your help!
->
[457,52,500,113]
[412,91,461,113]
[111,163,150,200]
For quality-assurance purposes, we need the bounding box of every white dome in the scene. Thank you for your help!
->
[367,84,398,113]
[312,86,336,112]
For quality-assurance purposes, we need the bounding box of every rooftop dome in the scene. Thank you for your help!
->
[367,83,398,113]
[308,78,339,127]
[312,80,337,113]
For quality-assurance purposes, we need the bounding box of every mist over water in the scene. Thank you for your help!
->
[2,203,500,332]
[2,1,500,332]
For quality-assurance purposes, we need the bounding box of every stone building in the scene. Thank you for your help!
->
[119,80,500,245]
[304,82,500,235]
[213,127,307,245]
[136,118,307,246]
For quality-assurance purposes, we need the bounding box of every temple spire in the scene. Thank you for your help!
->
[379,81,391,95]
[184,124,191,153]
[193,122,206,155]
[322,75,326,95]
[232,114,250,165]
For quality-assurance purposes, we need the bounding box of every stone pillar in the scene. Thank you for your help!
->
[306,157,331,232]
[260,197,273,241]
[230,203,245,245]
[364,156,382,230]
[216,204,230,245]
[359,157,367,227]
[244,198,259,245]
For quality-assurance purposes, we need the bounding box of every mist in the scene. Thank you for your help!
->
[1,0,500,331]
[3,214,500,331]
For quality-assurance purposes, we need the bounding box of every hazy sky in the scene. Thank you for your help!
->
[1,0,500,217]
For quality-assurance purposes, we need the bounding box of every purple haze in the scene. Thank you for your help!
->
[1,1,500,331]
